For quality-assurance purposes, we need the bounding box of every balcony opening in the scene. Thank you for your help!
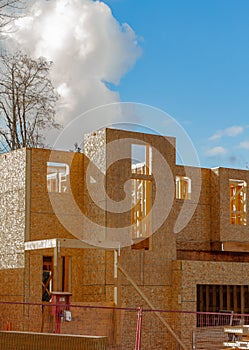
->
[131,144,152,175]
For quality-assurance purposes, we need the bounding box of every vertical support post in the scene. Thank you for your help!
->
[53,239,61,292]
[140,251,144,285]
[227,285,231,311]
[53,244,57,292]
[114,249,122,346]
[212,285,216,312]
[135,307,143,350]
[55,306,61,334]
[219,285,223,311]
[241,285,245,315]
[57,240,61,291]
[234,285,238,313]
[114,250,118,305]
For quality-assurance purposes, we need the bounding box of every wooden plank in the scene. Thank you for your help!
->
[193,326,227,349]
[25,238,119,251]
[222,242,249,253]
[25,239,57,251]
[0,331,108,350]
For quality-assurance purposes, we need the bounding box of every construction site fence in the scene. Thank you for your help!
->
[0,301,248,349]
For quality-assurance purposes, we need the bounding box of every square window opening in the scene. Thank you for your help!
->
[47,162,69,193]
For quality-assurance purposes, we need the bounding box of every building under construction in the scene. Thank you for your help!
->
[1,128,249,349]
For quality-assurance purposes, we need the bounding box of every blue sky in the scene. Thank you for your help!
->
[103,0,249,169]
[7,0,249,168]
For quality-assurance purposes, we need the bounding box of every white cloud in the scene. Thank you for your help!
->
[239,141,249,149]
[206,146,227,156]
[209,126,244,141]
[5,0,141,125]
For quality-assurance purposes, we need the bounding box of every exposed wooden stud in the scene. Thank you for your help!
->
[227,285,231,311]
[229,179,247,225]
[212,285,216,312]
[219,285,223,311]
[205,285,209,312]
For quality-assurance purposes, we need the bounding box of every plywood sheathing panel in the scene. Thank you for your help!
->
[0,149,26,270]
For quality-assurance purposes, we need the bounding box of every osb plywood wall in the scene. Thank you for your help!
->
[0,148,26,269]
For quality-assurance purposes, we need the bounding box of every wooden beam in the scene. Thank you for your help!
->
[24,239,57,251]
[53,245,58,291]
[222,242,249,253]
[24,238,120,251]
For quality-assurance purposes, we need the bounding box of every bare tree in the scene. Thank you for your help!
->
[0,52,60,152]
[0,0,25,32]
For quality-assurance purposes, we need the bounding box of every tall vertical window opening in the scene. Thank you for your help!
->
[131,179,151,240]
[176,176,191,199]
[42,256,53,302]
[131,144,152,175]
[230,179,247,225]
[47,162,69,193]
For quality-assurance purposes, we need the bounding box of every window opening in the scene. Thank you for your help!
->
[176,176,191,199]
[42,256,53,302]
[131,179,151,247]
[230,179,247,225]
[131,144,152,175]
[47,162,69,193]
